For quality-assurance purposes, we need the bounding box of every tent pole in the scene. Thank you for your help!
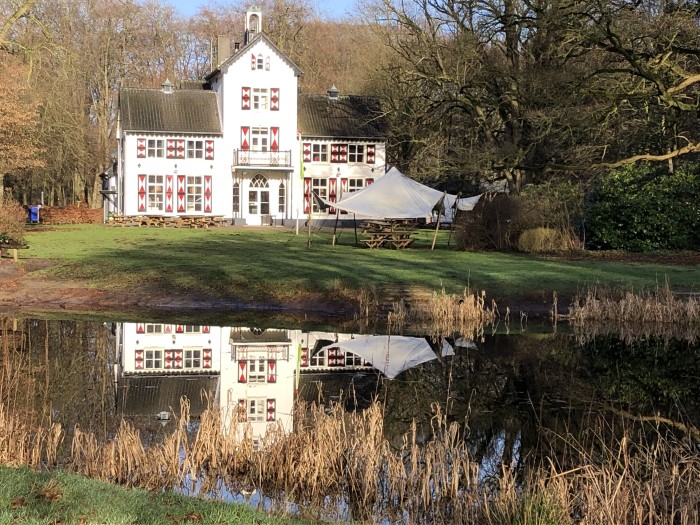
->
[332,207,340,245]
[353,214,358,246]
[447,192,460,248]
[307,207,312,248]
[431,191,446,250]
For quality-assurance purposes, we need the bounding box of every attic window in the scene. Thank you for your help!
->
[256,54,264,70]
[327,85,339,99]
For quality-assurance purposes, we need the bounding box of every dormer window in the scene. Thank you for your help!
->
[256,54,264,70]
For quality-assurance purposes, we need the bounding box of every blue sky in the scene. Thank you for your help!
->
[163,0,358,20]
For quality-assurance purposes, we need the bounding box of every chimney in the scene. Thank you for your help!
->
[234,42,240,52]
[162,78,174,93]
[327,85,339,99]
[217,35,230,67]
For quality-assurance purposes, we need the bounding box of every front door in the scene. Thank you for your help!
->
[247,174,270,225]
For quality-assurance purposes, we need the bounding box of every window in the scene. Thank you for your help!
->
[147,175,164,211]
[252,88,268,110]
[184,325,201,334]
[184,349,201,368]
[256,54,264,70]
[186,176,203,212]
[278,181,285,214]
[186,140,204,159]
[345,352,364,366]
[147,139,164,158]
[233,182,240,214]
[251,127,268,151]
[145,349,162,369]
[145,324,163,334]
[312,144,328,162]
[248,359,266,383]
[348,179,366,192]
[310,349,325,367]
[348,144,364,163]
[247,398,265,421]
[311,178,328,212]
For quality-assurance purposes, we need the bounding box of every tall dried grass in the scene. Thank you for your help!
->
[569,280,699,326]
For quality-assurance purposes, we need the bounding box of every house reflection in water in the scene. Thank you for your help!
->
[116,323,387,445]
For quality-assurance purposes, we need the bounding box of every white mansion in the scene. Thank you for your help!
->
[110,6,387,226]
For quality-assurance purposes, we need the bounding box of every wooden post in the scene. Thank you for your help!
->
[332,208,340,246]
[431,192,447,250]
[353,214,358,246]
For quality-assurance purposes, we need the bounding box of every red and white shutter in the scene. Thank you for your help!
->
[205,140,214,160]
[366,178,374,185]
[137,138,146,158]
[138,175,146,212]
[135,350,144,369]
[303,177,311,213]
[204,175,212,213]
[173,349,183,369]
[176,325,184,333]
[238,399,247,422]
[270,88,279,110]
[366,144,376,164]
[241,87,251,110]
[266,399,276,421]
[300,347,308,367]
[176,139,185,159]
[302,143,311,162]
[165,175,174,212]
[251,53,256,70]
[331,144,347,163]
[177,176,186,212]
[136,323,145,334]
[329,178,337,214]
[267,360,277,383]
[203,349,212,369]
[270,127,279,152]
[241,127,250,151]
[238,361,247,383]
[167,139,176,158]
[164,350,174,369]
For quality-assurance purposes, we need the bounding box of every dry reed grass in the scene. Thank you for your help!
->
[402,288,497,339]
[568,280,699,326]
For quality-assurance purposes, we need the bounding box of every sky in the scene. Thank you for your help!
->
[163,0,358,20]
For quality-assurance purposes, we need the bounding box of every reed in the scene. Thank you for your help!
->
[569,280,700,326]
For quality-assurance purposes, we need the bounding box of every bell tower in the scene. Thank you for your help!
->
[244,5,262,45]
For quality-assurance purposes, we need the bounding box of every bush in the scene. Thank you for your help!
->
[0,197,27,244]
[586,163,700,252]
[454,179,585,252]
[518,227,564,253]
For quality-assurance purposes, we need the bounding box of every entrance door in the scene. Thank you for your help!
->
[247,174,270,225]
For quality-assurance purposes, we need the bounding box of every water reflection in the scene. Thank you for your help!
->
[2,316,699,523]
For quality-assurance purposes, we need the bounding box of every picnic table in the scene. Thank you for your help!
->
[360,220,417,249]
[0,240,29,262]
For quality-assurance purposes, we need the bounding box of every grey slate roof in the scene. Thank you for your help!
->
[117,375,219,417]
[298,94,388,140]
[120,88,221,134]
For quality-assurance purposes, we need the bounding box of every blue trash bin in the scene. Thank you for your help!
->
[28,206,40,223]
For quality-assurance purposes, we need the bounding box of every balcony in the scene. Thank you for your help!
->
[233,149,292,168]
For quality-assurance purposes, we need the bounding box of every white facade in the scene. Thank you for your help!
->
[114,7,387,226]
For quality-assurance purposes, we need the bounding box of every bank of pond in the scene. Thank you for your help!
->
[0,314,698,524]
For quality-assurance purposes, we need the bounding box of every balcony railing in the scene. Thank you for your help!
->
[233,149,292,168]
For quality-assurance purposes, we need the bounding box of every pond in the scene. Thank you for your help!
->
[1,314,698,523]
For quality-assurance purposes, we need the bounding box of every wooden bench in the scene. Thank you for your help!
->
[0,242,29,262]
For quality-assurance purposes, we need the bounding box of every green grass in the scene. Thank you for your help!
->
[0,466,309,525]
[20,224,699,307]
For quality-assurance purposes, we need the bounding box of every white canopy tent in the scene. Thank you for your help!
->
[324,167,472,222]
[319,335,437,379]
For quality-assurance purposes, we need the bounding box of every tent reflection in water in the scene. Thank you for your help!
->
[319,335,437,379]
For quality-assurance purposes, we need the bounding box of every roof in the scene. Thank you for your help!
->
[206,32,302,80]
[298,94,388,140]
[119,88,222,134]
[117,375,219,417]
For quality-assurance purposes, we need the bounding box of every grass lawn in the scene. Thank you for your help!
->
[20,224,699,307]
[0,466,309,525]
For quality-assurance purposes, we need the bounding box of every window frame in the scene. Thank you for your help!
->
[147,175,164,212]
[312,143,328,162]
[186,176,203,212]
[186,140,204,159]
[147,139,165,158]
[348,144,365,163]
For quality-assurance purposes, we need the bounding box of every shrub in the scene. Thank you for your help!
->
[0,197,27,244]
[518,227,563,253]
[454,193,520,251]
[586,163,700,252]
